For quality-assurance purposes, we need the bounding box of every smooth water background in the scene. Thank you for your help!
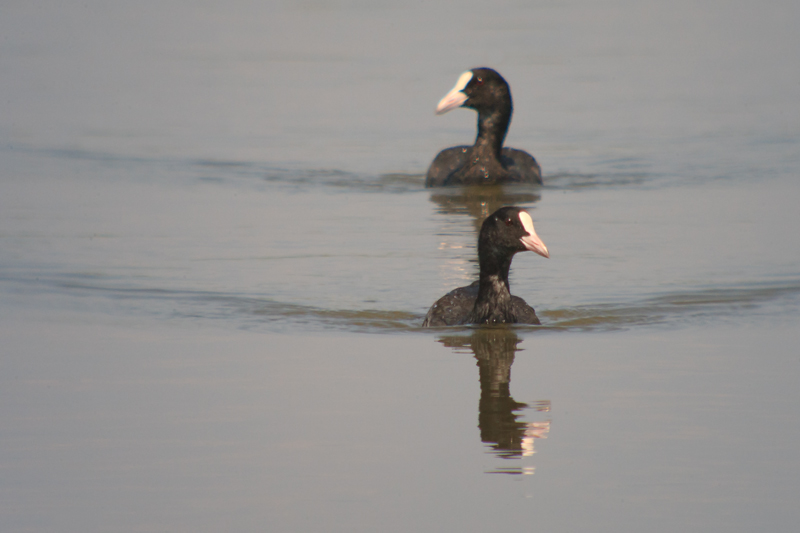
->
[2,1,800,531]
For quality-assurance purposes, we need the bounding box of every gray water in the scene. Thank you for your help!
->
[2,1,800,531]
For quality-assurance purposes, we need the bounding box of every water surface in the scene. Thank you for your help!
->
[2,1,800,532]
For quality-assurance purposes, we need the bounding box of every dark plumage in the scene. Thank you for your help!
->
[425,68,542,187]
[422,206,549,327]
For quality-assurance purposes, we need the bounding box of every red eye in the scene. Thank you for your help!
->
[504,218,513,227]
[476,77,483,85]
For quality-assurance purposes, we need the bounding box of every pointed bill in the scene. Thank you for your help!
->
[435,71,472,114]
[518,211,549,258]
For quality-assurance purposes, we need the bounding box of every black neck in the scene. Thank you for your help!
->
[477,249,512,299]
[474,104,512,159]
[467,248,516,324]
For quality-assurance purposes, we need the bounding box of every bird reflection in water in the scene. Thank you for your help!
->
[429,184,541,234]
[437,328,551,475]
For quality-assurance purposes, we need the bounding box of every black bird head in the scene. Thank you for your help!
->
[479,206,549,259]
[435,67,512,116]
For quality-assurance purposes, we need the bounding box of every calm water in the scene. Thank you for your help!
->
[2,1,800,532]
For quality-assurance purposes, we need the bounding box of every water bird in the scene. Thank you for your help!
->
[422,206,549,327]
[425,68,542,187]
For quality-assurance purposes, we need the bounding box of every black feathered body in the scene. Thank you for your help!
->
[425,146,540,187]
[422,280,540,327]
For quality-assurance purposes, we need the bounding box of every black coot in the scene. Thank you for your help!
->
[422,206,549,327]
[425,68,542,187]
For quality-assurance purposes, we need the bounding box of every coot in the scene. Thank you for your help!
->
[425,68,542,187]
[422,206,549,327]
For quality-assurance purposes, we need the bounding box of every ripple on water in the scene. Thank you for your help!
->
[5,273,798,334]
